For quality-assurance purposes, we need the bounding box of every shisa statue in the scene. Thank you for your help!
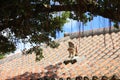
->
[67,41,78,58]
[64,41,78,65]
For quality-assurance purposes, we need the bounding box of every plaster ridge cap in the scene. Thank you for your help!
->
[0,52,22,65]
[64,26,120,39]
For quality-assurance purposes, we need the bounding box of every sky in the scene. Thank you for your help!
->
[56,16,110,39]
[14,15,112,53]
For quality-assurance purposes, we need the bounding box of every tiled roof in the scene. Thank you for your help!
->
[0,28,120,80]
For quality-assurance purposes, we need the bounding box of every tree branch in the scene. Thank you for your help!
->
[36,3,120,21]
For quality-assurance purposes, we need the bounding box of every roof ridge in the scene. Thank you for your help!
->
[0,52,22,65]
[64,26,120,39]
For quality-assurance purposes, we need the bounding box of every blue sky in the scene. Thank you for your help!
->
[56,16,110,39]
[14,16,112,53]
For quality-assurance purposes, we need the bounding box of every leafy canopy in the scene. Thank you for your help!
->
[0,0,120,60]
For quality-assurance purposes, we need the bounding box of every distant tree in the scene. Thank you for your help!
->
[0,0,120,60]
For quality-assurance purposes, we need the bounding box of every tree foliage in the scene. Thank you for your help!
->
[48,41,60,48]
[0,0,120,60]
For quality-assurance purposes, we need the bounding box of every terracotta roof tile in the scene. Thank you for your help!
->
[0,32,120,79]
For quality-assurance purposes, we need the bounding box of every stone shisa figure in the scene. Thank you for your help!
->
[67,41,78,58]
[64,41,78,65]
